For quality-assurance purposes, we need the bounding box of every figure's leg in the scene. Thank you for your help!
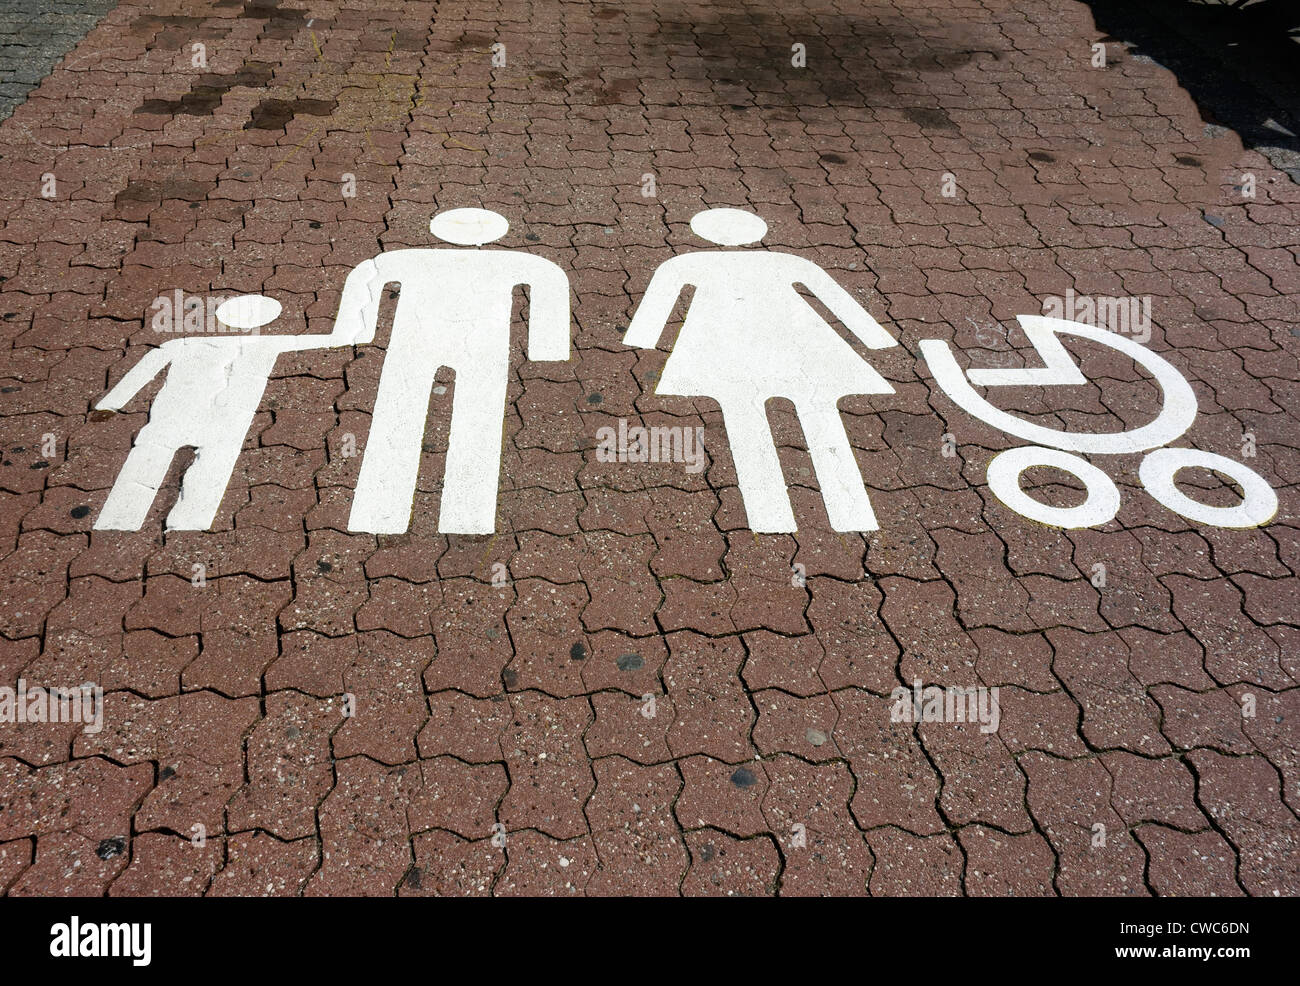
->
[797,401,878,531]
[95,427,177,530]
[349,356,439,534]
[718,397,796,533]
[165,433,248,530]
[437,364,509,534]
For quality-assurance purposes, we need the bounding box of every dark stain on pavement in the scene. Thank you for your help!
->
[239,0,310,40]
[135,62,275,117]
[902,106,958,131]
[646,6,990,115]
[245,96,337,130]
[114,178,214,207]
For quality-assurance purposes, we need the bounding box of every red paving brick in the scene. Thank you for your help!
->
[0,0,1297,896]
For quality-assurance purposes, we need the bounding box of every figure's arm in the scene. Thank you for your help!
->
[97,347,170,411]
[797,263,896,349]
[522,257,571,362]
[623,261,688,350]
[332,258,387,345]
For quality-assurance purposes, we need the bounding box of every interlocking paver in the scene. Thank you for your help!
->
[0,0,1297,897]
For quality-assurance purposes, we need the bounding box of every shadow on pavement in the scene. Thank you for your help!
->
[1081,0,1300,180]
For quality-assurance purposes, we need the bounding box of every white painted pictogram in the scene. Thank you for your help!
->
[1139,448,1278,528]
[88,211,1278,537]
[95,294,371,531]
[986,446,1120,528]
[920,315,1198,455]
[624,208,898,532]
[346,208,571,535]
[923,314,1277,529]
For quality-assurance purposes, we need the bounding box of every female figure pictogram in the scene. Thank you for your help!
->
[624,208,898,532]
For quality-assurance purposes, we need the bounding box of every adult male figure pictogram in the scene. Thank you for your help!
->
[624,208,898,532]
[95,294,370,531]
[345,208,571,535]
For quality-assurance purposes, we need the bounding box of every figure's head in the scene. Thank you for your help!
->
[215,294,281,331]
[689,208,767,246]
[430,208,509,245]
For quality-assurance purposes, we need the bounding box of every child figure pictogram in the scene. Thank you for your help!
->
[624,208,898,532]
[95,294,373,531]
